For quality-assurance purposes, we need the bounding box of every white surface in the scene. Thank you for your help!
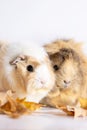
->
[0,0,87,130]
[0,107,87,130]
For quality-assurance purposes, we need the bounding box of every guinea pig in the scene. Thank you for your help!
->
[40,40,87,107]
[0,42,55,103]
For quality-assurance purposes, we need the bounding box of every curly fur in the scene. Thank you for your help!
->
[40,40,87,107]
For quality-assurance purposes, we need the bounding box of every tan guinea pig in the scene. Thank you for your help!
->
[0,42,55,104]
[40,40,87,107]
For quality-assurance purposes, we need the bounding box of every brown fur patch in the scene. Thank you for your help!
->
[50,48,81,68]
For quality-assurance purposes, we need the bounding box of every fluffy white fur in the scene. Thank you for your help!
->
[0,42,55,103]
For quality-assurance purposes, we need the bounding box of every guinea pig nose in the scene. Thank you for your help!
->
[64,80,70,84]
[40,80,45,84]
[39,78,46,85]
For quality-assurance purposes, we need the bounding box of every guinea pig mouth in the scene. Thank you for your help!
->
[34,79,46,88]
[35,79,52,89]
[58,83,71,91]
[63,84,70,88]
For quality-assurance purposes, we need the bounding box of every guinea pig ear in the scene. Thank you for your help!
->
[44,43,60,55]
[10,55,26,65]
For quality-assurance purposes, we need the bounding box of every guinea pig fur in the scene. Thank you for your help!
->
[40,40,87,107]
[0,42,55,103]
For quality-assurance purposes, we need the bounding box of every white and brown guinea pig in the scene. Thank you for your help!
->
[40,40,87,107]
[0,42,55,103]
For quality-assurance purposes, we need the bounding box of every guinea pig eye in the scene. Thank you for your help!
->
[53,65,59,71]
[27,65,34,72]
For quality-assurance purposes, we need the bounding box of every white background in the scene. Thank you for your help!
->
[0,0,87,46]
[0,0,87,130]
